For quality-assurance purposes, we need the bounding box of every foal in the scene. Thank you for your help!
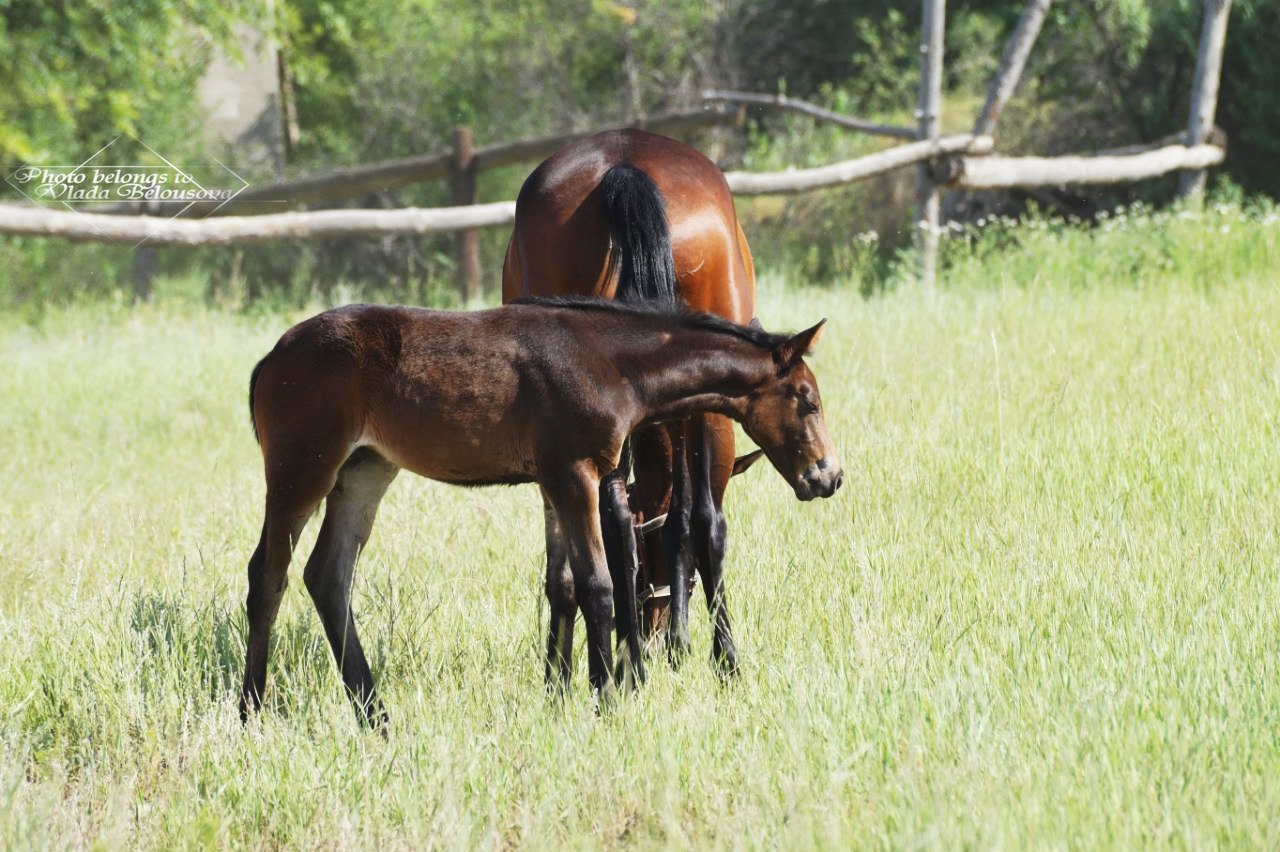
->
[240,298,842,725]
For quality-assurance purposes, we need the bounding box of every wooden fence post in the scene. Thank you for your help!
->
[132,198,159,302]
[915,0,946,291]
[1178,0,1232,199]
[132,244,157,303]
[450,126,482,302]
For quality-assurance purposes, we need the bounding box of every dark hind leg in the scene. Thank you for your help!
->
[240,485,336,721]
[302,448,399,727]
[543,496,576,694]
[240,416,356,722]
[544,468,616,702]
[600,470,645,689]
[663,425,695,665]
[690,414,738,676]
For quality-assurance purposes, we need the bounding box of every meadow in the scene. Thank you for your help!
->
[2,201,1279,848]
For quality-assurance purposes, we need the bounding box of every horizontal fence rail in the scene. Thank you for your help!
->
[0,201,518,245]
[952,143,1225,190]
[0,137,1227,246]
[724,134,990,195]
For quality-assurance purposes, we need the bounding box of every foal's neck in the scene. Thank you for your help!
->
[628,325,773,426]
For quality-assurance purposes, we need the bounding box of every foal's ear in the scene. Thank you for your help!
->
[773,319,827,368]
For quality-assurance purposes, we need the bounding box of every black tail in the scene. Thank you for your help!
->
[248,356,267,444]
[600,164,678,309]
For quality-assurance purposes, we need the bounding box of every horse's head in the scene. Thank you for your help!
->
[742,320,843,501]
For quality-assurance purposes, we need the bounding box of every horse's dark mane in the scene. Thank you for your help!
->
[512,295,786,349]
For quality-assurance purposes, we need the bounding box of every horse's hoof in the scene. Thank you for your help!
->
[666,634,691,668]
[614,656,647,690]
[712,644,739,679]
[595,681,620,715]
[364,710,390,737]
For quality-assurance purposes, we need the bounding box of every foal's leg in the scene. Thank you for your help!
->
[663,425,695,665]
[542,497,576,694]
[545,470,616,701]
[240,469,338,721]
[600,471,646,689]
[302,448,399,728]
[690,414,738,676]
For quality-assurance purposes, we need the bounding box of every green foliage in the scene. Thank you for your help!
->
[277,0,722,167]
[1217,0,1280,196]
[845,8,918,113]
[0,0,259,174]
[940,192,1280,293]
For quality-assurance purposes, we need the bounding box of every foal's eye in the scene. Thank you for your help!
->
[799,398,819,416]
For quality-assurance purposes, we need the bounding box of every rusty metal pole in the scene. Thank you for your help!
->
[450,126,482,302]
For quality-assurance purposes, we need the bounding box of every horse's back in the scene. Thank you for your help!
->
[502,129,754,322]
[252,304,628,486]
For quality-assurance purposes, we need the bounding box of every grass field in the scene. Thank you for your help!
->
[2,203,1279,848]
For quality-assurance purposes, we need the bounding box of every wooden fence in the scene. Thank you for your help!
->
[0,0,1232,295]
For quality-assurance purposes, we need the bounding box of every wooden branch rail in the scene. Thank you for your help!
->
[0,132,1229,253]
[0,201,517,246]
[952,144,1224,190]
[0,136,998,245]
[0,138,1229,247]
[702,90,916,139]
[724,134,991,196]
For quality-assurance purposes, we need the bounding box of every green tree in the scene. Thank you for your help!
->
[0,1,259,176]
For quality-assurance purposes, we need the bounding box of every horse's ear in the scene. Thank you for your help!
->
[774,319,826,368]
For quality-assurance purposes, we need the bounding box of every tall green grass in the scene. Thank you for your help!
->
[1,205,1278,847]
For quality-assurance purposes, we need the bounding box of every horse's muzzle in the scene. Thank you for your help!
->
[795,456,843,501]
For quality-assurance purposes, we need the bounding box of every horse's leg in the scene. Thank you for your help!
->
[240,472,339,721]
[600,470,645,689]
[545,469,616,701]
[690,413,739,676]
[542,496,576,694]
[302,448,399,728]
[662,424,695,665]
[629,425,674,638]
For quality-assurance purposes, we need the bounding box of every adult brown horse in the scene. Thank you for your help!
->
[239,298,842,725]
[501,128,757,679]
